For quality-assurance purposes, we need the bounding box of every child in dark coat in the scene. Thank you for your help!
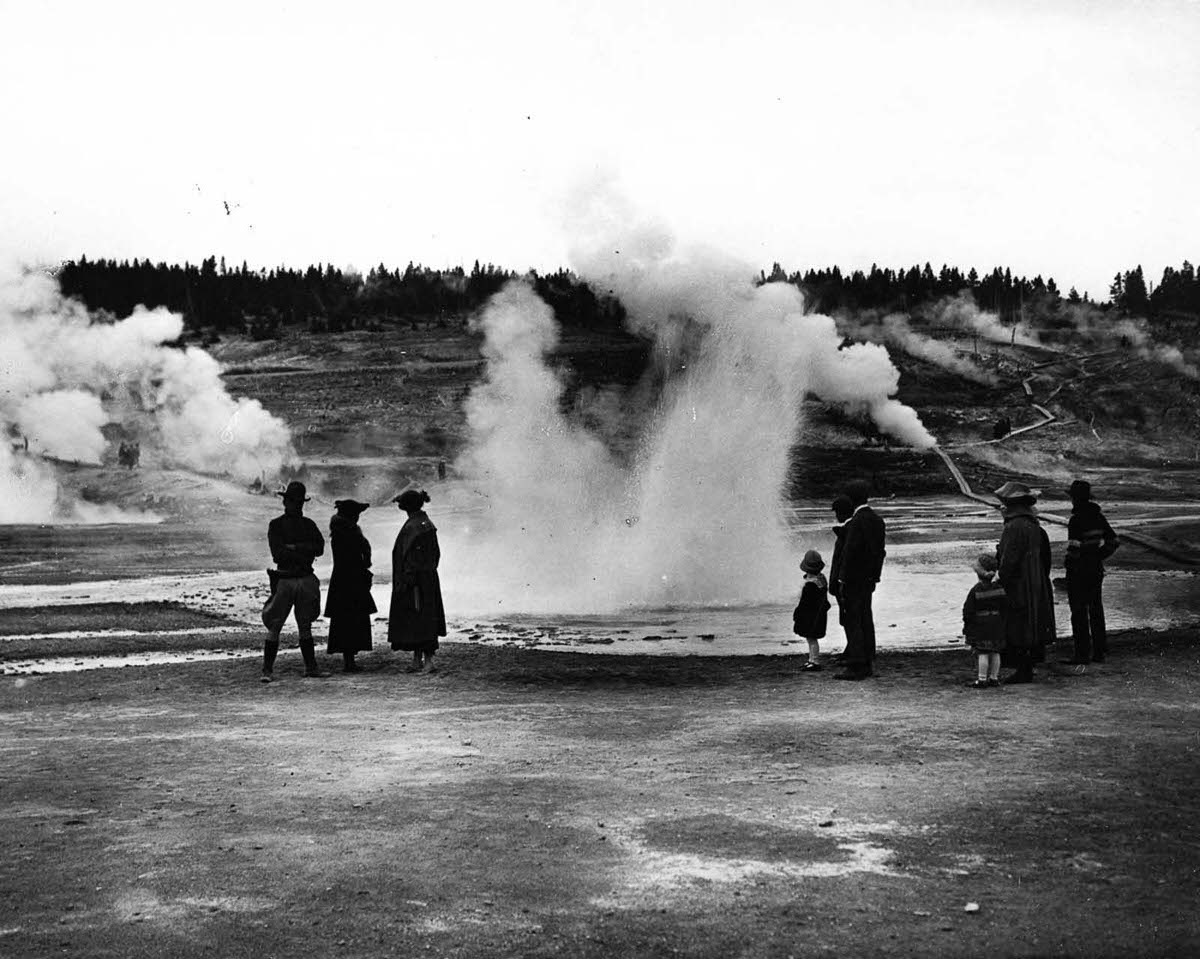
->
[963,552,1007,688]
[793,549,831,671]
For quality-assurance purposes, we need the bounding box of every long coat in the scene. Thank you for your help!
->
[963,579,1008,653]
[996,505,1056,653]
[792,575,830,639]
[388,511,447,652]
[324,513,376,654]
[839,505,887,588]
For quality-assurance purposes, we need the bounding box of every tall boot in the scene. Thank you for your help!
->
[261,633,280,683]
[343,652,359,673]
[299,632,322,678]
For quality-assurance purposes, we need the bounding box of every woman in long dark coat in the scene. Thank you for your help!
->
[388,489,446,672]
[324,499,377,672]
[994,481,1056,683]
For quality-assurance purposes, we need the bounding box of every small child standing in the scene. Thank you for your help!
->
[793,549,831,671]
[963,553,1007,688]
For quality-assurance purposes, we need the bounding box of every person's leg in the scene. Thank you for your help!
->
[805,639,822,670]
[342,651,358,672]
[1005,649,1033,683]
[1090,578,1107,661]
[1066,574,1092,663]
[967,652,990,686]
[836,589,869,679]
[261,631,280,682]
[424,648,438,673]
[862,588,877,675]
[260,581,296,682]
[295,574,323,678]
[987,653,1002,683]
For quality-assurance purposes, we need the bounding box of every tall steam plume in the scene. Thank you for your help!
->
[0,264,295,523]
[447,191,934,614]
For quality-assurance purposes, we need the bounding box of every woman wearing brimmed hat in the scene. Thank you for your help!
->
[993,481,1055,684]
[388,489,447,672]
[325,499,376,673]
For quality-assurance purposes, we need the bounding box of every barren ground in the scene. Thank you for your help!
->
[3,325,1199,957]
[2,630,1199,958]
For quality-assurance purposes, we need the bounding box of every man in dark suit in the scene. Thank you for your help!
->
[834,479,887,680]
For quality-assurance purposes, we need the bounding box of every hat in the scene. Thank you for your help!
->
[830,494,853,522]
[993,481,1040,502]
[845,479,871,508]
[276,480,309,502]
[334,499,370,515]
[800,549,825,573]
[973,553,998,576]
[1066,479,1092,501]
[393,488,430,511]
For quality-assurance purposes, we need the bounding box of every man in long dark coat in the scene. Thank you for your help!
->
[325,499,377,673]
[834,480,887,680]
[262,481,325,681]
[994,481,1056,684]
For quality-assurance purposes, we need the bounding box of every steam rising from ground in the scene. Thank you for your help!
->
[920,291,1042,347]
[1063,304,1200,379]
[448,210,934,614]
[0,265,295,524]
[843,309,997,385]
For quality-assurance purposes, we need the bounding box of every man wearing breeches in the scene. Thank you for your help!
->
[261,481,325,682]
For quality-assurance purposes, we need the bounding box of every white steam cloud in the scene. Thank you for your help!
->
[0,264,296,524]
[1063,305,1200,380]
[845,310,997,385]
[447,188,934,614]
[921,290,1041,347]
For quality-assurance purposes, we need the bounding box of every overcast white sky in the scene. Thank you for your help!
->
[2,0,1197,300]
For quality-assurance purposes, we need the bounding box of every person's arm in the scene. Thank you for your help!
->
[267,521,288,566]
[1100,512,1120,560]
[996,527,1020,591]
[308,521,325,560]
[840,519,863,585]
[963,588,975,635]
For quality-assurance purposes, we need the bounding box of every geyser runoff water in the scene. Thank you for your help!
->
[0,264,295,523]
[446,225,935,616]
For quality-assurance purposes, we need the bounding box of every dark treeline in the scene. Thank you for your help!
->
[770,262,1068,320]
[55,256,626,339]
[768,260,1200,324]
[55,255,1200,338]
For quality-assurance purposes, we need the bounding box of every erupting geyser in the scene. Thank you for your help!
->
[446,209,935,615]
[0,264,296,524]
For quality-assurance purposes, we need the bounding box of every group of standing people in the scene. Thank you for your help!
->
[962,478,1118,687]
[792,478,887,681]
[793,477,1119,687]
[259,482,446,682]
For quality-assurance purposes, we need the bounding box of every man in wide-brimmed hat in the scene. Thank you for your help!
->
[993,480,1055,683]
[261,481,326,681]
[1063,479,1119,664]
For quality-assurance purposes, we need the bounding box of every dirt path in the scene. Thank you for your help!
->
[3,630,1199,958]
